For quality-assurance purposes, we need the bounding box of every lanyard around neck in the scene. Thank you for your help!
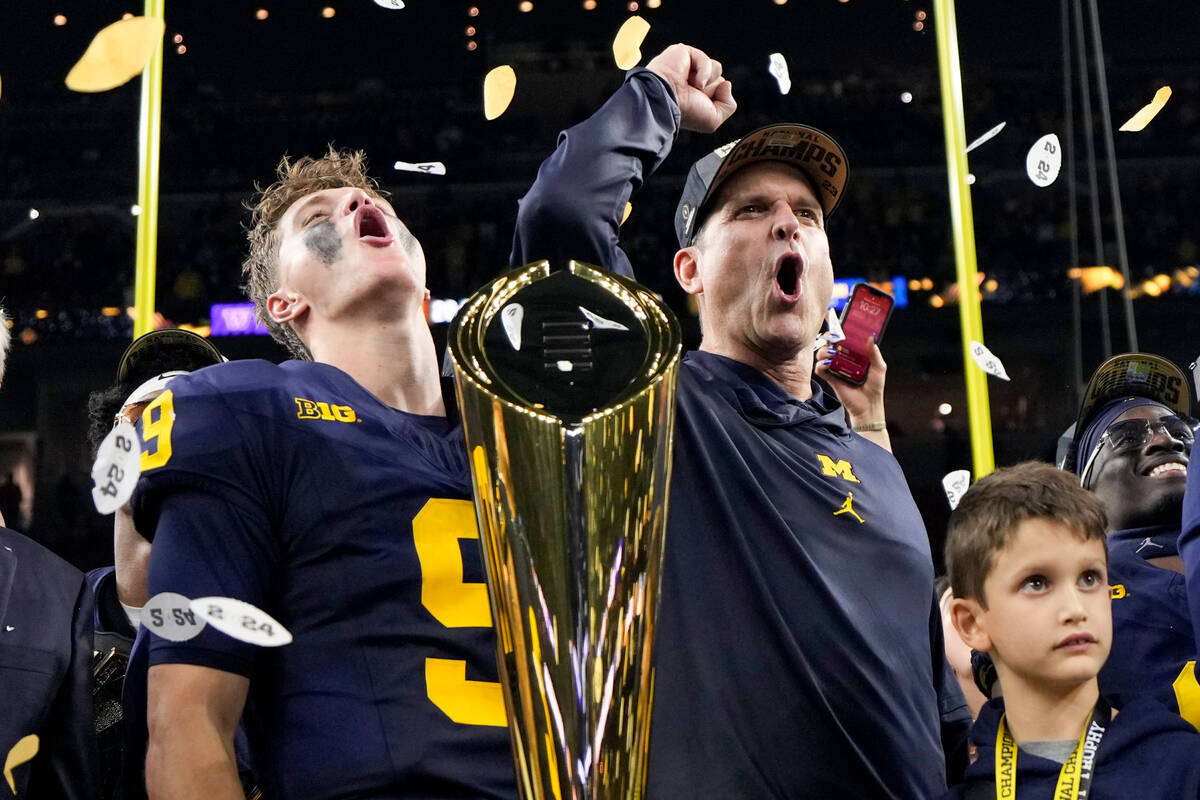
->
[993,701,1110,800]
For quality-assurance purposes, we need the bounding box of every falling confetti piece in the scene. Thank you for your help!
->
[621,202,632,225]
[942,470,971,510]
[969,340,1010,381]
[4,735,38,793]
[394,160,447,176]
[66,16,165,93]
[1119,86,1171,132]
[825,308,845,343]
[192,597,293,647]
[964,121,1006,154]
[812,309,845,351]
[1024,133,1061,188]
[612,16,650,70]
[143,592,207,641]
[373,0,406,7]
[768,53,791,95]
[90,421,142,515]
[483,65,516,120]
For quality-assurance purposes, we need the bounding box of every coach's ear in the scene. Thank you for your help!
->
[266,289,308,325]
[949,596,991,654]
[674,247,703,296]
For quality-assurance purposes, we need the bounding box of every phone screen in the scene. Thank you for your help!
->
[827,283,895,385]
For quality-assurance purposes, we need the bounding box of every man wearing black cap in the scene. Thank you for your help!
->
[512,43,968,798]
[1057,353,1200,726]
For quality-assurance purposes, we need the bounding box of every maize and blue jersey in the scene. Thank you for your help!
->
[511,68,968,798]
[132,359,516,800]
[1100,526,1199,727]
[1177,462,1200,725]
[947,696,1200,798]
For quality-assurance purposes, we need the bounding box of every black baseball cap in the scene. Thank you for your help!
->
[674,123,850,248]
[117,329,225,386]
[1055,352,1192,471]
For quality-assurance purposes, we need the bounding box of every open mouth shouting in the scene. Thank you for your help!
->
[774,252,805,301]
[356,206,394,245]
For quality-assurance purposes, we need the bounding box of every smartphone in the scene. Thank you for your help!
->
[826,283,895,385]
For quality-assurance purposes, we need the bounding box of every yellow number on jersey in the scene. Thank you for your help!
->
[1174,661,1200,731]
[413,498,506,727]
[140,389,176,471]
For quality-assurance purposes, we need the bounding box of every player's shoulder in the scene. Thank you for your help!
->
[1109,695,1200,755]
[167,359,340,414]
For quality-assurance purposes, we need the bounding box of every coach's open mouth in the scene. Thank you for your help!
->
[775,252,804,299]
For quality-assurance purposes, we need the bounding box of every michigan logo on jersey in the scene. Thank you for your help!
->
[294,397,358,423]
[816,454,859,483]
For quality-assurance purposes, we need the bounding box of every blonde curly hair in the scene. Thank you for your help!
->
[242,147,386,360]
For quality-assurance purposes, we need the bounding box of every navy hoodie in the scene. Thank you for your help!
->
[947,696,1200,798]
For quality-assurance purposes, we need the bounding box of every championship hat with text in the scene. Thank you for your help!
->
[674,123,849,248]
[1055,352,1192,472]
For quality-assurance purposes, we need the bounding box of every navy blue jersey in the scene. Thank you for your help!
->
[947,696,1200,798]
[1177,463,1200,728]
[511,69,967,797]
[1099,526,1199,726]
[132,360,516,800]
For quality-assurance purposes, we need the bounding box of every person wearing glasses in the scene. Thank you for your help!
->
[1054,352,1200,727]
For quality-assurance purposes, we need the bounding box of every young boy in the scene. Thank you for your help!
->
[944,461,1200,798]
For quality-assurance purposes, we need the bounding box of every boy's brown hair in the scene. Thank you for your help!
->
[945,461,1108,607]
[242,147,386,360]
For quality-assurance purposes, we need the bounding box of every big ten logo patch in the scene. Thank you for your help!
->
[1110,584,1127,600]
[294,397,358,423]
[816,454,859,483]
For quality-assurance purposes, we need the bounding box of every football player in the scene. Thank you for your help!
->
[134,151,515,799]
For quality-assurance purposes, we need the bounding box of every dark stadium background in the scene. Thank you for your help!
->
[1,0,1198,572]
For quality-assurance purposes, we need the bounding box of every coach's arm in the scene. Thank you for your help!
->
[510,44,733,276]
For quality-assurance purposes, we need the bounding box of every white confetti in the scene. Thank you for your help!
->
[142,592,207,642]
[192,596,293,647]
[813,309,846,351]
[942,470,971,510]
[1025,133,1062,188]
[964,121,1006,154]
[501,303,523,350]
[373,0,405,7]
[393,160,446,176]
[90,421,142,515]
[969,340,1011,381]
[825,307,844,343]
[767,53,791,95]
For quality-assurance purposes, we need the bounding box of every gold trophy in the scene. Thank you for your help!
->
[449,260,681,800]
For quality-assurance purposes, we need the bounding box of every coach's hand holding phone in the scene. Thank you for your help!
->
[817,338,891,452]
